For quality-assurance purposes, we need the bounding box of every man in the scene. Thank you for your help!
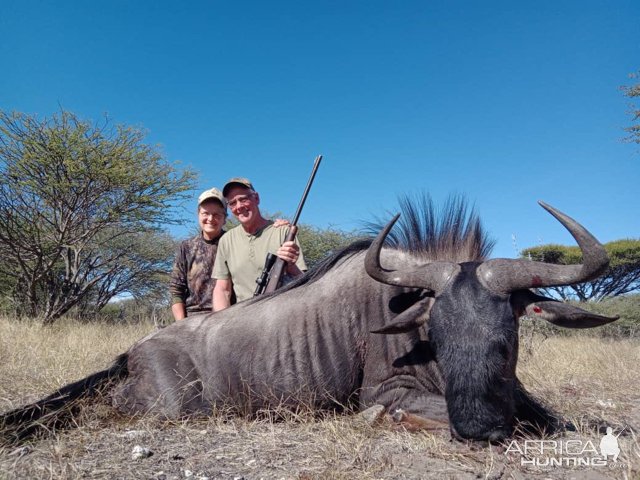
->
[169,188,227,320]
[212,177,307,311]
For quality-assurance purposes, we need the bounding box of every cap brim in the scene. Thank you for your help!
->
[223,182,252,197]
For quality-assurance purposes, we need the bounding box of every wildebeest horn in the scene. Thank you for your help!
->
[365,214,459,293]
[476,201,610,294]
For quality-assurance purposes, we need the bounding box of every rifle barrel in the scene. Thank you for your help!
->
[260,154,322,295]
[291,155,322,226]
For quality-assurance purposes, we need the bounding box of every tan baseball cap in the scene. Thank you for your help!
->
[198,187,227,209]
[222,177,255,197]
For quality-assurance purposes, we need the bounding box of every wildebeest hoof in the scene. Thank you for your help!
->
[357,404,386,426]
[390,409,449,432]
[391,408,406,423]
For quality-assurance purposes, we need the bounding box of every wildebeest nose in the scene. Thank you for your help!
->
[486,427,510,443]
[450,424,511,444]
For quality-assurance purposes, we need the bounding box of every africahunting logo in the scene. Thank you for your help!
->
[505,427,623,467]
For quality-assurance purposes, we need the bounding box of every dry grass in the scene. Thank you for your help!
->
[519,335,640,423]
[0,315,639,479]
[0,316,153,410]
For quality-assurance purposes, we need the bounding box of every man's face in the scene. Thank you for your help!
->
[198,200,226,240]
[225,186,259,226]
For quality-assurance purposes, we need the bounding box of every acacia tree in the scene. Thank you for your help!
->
[622,70,640,145]
[71,228,178,316]
[297,224,360,269]
[0,110,196,323]
[521,239,640,302]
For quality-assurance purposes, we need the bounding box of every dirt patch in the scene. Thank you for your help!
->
[1,400,638,480]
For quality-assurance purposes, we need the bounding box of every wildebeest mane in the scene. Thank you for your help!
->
[252,193,495,304]
[248,239,373,303]
[364,193,495,263]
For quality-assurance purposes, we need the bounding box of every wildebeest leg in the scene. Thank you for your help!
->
[363,382,450,432]
[389,409,449,432]
[112,340,207,417]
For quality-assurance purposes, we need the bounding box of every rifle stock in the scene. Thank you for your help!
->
[263,225,298,294]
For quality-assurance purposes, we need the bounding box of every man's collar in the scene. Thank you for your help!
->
[240,217,271,236]
[242,220,273,237]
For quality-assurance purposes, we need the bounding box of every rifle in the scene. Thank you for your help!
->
[254,154,322,296]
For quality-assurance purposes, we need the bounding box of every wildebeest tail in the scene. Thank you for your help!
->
[0,353,129,444]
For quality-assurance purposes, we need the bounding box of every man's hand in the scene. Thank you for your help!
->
[276,241,303,277]
[276,241,299,264]
[273,218,290,227]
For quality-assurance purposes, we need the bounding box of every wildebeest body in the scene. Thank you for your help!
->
[113,248,447,421]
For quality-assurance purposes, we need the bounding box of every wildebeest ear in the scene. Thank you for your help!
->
[510,290,619,329]
[371,297,434,334]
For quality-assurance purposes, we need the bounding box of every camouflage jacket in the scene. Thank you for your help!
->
[169,232,224,314]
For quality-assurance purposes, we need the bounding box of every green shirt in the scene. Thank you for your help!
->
[212,222,307,302]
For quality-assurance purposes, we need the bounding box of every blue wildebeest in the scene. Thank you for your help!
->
[0,196,618,443]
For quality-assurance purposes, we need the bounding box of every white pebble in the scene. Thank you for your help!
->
[131,445,152,460]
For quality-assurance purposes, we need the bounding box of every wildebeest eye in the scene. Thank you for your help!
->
[497,343,510,360]
[427,331,438,354]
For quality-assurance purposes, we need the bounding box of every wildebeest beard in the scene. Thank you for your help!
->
[428,262,520,441]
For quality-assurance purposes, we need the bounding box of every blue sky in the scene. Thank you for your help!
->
[1,1,638,258]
